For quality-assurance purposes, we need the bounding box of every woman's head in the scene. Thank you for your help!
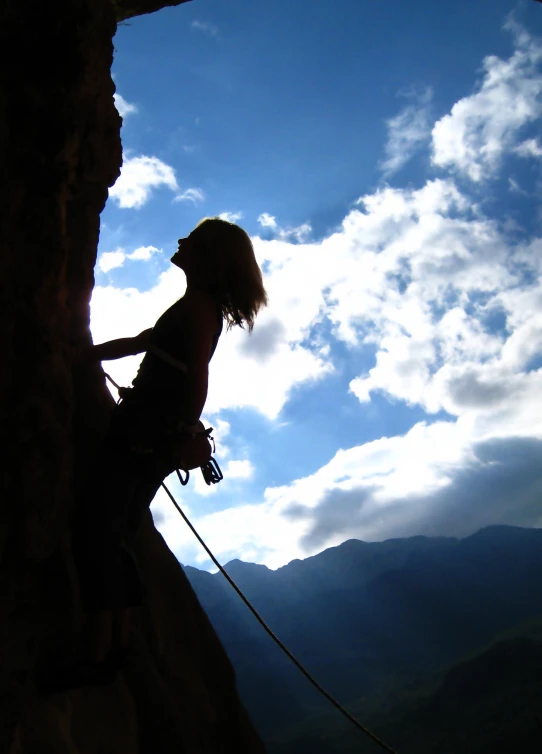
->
[174,217,268,331]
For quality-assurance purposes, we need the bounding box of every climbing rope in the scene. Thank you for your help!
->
[161,480,399,754]
[102,370,397,751]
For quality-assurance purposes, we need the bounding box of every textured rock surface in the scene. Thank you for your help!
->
[0,1,265,752]
[113,0,190,22]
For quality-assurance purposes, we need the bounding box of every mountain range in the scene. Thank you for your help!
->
[181,525,542,752]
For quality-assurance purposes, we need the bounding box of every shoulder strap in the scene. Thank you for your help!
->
[148,342,188,373]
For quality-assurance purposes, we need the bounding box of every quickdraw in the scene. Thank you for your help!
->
[176,457,223,487]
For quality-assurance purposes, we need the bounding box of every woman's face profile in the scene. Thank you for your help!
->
[171,233,196,272]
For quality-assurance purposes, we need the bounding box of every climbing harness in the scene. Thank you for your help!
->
[147,342,189,373]
[103,371,223,486]
[160,481,399,754]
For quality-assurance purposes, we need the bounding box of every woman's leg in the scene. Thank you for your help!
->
[113,607,133,650]
[73,445,141,666]
[84,610,114,664]
[74,447,168,671]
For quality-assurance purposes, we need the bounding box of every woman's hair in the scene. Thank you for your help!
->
[190,217,268,331]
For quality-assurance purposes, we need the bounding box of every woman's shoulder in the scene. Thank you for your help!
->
[176,289,222,328]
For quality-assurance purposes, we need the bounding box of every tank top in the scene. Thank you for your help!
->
[127,295,223,417]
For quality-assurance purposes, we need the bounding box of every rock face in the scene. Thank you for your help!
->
[0,1,265,752]
[113,0,190,22]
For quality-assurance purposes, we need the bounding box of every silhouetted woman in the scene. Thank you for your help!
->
[55,218,267,690]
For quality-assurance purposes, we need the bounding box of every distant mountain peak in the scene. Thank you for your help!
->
[224,559,271,574]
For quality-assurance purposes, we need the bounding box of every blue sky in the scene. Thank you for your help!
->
[92,0,542,570]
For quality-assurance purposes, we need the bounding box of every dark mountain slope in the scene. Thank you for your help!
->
[183,525,542,741]
[270,621,542,754]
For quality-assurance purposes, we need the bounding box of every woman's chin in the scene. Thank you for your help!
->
[171,254,183,269]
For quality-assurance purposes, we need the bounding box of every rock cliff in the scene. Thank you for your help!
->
[0,1,265,751]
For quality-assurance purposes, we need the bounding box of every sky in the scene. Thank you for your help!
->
[91,0,542,571]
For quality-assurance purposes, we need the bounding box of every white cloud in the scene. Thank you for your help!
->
[225,460,254,479]
[98,248,126,273]
[219,211,243,223]
[128,245,160,261]
[191,20,220,37]
[90,265,187,396]
[93,165,542,564]
[257,213,311,242]
[515,137,542,158]
[258,213,277,229]
[173,187,206,204]
[95,20,542,570]
[380,87,433,176]
[114,93,138,118]
[190,456,255,498]
[97,245,160,273]
[155,169,541,566]
[110,155,178,209]
[278,222,312,242]
[432,20,542,181]
[508,177,529,195]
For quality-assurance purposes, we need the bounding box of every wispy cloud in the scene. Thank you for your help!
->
[191,20,220,38]
[109,155,178,209]
[173,187,206,204]
[114,93,138,118]
[508,177,529,196]
[257,213,311,242]
[219,211,243,223]
[97,245,160,273]
[380,87,433,177]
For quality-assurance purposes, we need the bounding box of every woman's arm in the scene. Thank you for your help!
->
[84,328,153,362]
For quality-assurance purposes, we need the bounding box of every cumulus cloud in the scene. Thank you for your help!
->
[225,460,254,479]
[114,93,138,118]
[432,19,542,180]
[239,318,287,362]
[97,245,160,273]
[280,435,542,552]
[380,87,433,177]
[109,155,178,209]
[94,164,542,564]
[258,212,277,229]
[279,222,312,242]
[97,249,126,273]
[94,20,542,570]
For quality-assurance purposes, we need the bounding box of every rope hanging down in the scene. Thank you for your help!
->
[161,480,399,754]
[102,370,397,750]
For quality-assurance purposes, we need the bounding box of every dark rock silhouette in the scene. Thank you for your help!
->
[0,1,264,751]
[114,0,190,22]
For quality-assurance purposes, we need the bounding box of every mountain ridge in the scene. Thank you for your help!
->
[181,524,542,747]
